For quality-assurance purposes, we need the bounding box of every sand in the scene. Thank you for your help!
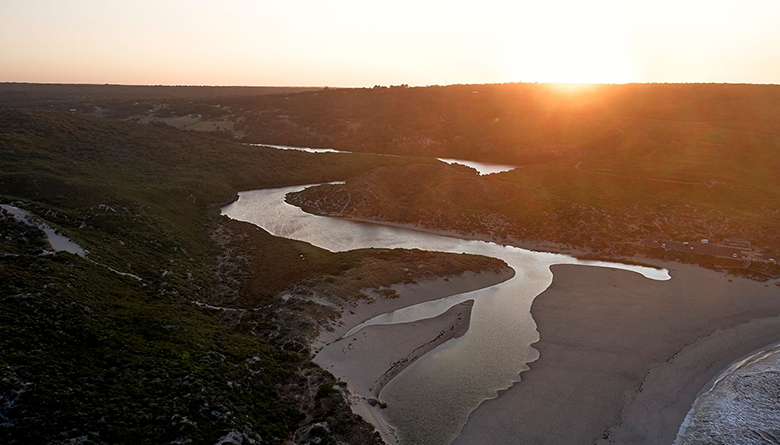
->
[317,300,475,398]
[312,268,514,444]
[317,301,474,444]
[453,263,780,445]
[313,268,515,348]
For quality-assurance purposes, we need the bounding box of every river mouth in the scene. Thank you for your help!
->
[221,184,669,445]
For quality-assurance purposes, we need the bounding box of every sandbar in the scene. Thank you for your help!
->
[454,263,780,445]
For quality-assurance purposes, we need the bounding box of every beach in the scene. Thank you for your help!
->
[453,263,780,444]
[312,267,515,443]
[227,185,777,444]
[312,267,515,348]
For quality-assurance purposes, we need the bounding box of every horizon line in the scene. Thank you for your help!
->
[2,80,780,89]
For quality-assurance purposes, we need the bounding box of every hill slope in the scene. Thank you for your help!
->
[0,110,505,444]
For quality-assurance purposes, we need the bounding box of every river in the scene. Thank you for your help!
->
[222,185,670,444]
[248,143,516,175]
[1,204,86,256]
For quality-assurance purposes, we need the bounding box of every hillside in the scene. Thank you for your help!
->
[0,109,506,444]
[8,83,780,170]
[287,157,780,277]
[218,83,780,165]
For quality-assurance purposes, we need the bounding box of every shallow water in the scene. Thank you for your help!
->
[676,344,780,445]
[1,204,86,257]
[249,143,516,176]
[248,143,345,154]
[222,185,669,444]
[436,157,516,175]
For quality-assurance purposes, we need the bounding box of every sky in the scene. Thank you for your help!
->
[1,0,780,87]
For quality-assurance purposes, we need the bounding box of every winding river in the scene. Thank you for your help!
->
[222,185,670,444]
[249,143,516,175]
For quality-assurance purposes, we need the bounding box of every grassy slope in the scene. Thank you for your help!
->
[0,109,504,444]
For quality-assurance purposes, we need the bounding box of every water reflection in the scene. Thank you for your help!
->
[222,185,669,444]
[248,142,517,176]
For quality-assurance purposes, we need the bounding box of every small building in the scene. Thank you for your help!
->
[723,238,751,249]
[700,239,709,244]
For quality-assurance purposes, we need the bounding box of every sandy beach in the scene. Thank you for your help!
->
[256,185,778,444]
[317,300,475,398]
[312,267,515,348]
[316,300,475,444]
[312,267,515,443]
[453,262,780,445]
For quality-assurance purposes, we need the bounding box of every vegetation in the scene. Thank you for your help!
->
[4,81,779,441]
[0,109,504,444]
[287,155,780,274]
[231,82,780,163]
[10,82,780,174]
[0,83,319,113]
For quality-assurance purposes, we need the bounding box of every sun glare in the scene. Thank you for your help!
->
[507,6,631,84]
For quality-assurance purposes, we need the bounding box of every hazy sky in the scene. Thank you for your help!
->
[2,0,779,86]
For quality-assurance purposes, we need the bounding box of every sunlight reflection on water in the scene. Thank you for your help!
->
[222,185,669,445]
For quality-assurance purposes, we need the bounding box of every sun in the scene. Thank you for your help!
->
[505,6,632,84]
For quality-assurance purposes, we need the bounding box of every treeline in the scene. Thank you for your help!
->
[226,83,780,164]
[9,82,780,168]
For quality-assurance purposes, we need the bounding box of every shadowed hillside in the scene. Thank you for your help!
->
[287,154,780,277]
[8,83,780,168]
[227,83,780,165]
[0,110,505,444]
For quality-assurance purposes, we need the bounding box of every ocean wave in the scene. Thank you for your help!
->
[676,344,780,444]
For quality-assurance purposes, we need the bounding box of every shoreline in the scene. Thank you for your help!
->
[453,263,780,445]
[280,195,780,443]
[312,267,515,348]
[316,301,475,445]
[311,267,515,444]
[607,316,780,445]
[673,334,780,444]
[291,200,779,277]
[293,207,662,269]
[673,338,780,444]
